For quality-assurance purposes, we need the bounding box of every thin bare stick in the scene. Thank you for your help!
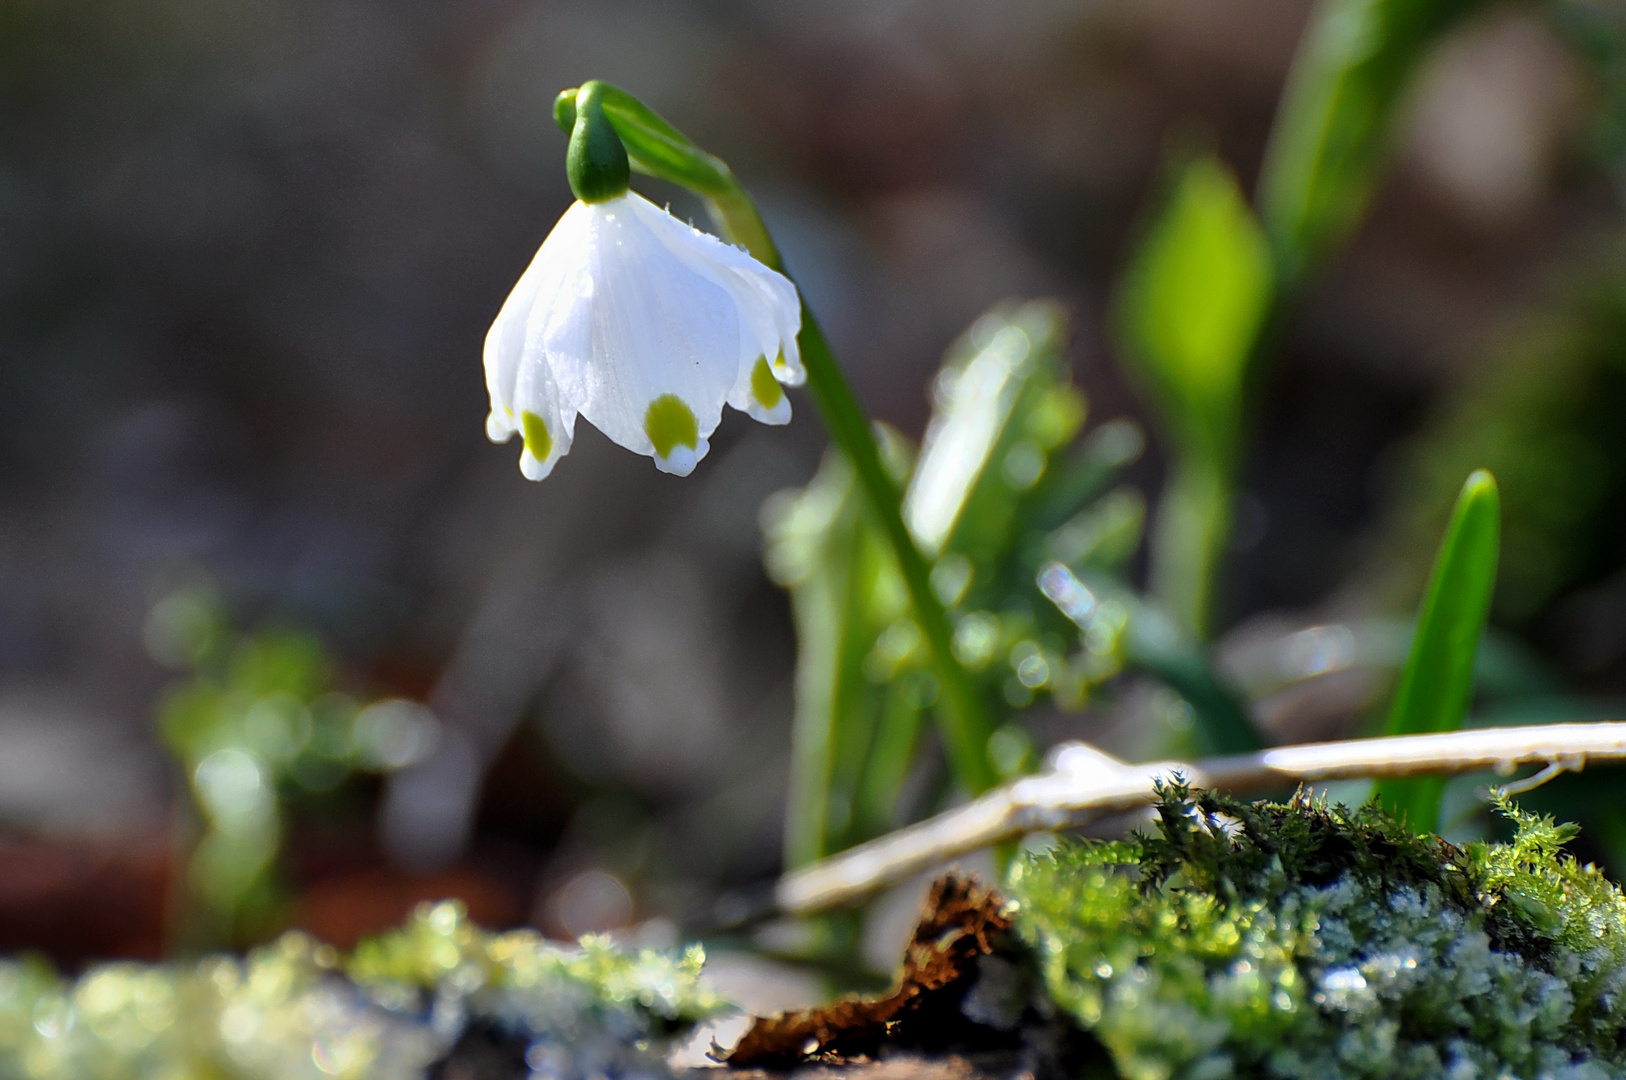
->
[775,721,1626,916]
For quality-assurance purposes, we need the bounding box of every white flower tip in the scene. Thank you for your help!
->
[486,411,514,443]
[748,396,792,426]
[519,450,559,481]
[655,439,707,477]
[513,409,565,480]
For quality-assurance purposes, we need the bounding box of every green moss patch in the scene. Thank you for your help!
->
[1008,783,1626,1080]
[0,901,723,1080]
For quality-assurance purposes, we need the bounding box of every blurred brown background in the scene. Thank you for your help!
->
[1,0,1622,966]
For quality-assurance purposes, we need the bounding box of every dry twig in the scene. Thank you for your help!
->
[776,721,1626,916]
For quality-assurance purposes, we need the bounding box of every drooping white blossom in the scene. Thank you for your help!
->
[484,190,803,479]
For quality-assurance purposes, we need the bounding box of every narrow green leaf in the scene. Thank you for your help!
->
[1122,599,1262,757]
[851,675,929,841]
[1258,0,1489,282]
[1043,487,1146,573]
[1374,469,1502,832]
[765,438,924,865]
[903,301,1075,562]
[1027,418,1146,532]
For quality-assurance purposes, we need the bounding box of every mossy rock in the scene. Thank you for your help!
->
[736,785,1626,1080]
[1009,783,1626,1080]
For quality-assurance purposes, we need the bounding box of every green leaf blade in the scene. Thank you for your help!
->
[1259,0,1489,282]
[1374,469,1502,832]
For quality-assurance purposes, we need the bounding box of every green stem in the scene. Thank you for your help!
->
[705,187,782,272]
[796,307,997,796]
[705,188,997,797]
[852,680,924,841]
[1148,456,1233,640]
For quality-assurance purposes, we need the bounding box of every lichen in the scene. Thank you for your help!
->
[0,901,723,1080]
[1007,783,1626,1080]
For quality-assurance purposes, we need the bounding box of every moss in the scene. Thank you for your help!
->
[1008,782,1626,1080]
[0,901,723,1080]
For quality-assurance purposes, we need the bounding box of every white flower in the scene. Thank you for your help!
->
[484,190,804,479]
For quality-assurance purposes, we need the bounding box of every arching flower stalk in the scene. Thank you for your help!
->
[484,82,803,479]
[488,80,997,801]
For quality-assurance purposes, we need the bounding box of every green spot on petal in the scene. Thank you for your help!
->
[750,356,784,409]
[521,411,553,461]
[644,395,698,457]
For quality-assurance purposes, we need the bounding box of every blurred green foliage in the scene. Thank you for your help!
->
[1370,263,1626,624]
[1040,565,1260,757]
[766,302,1136,866]
[1548,0,1626,176]
[759,0,1626,937]
[1118,158,1272,460]
[1259,0,1491,282]
[152,590,440,951]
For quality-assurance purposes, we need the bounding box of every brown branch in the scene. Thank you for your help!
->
[775,721,1626,916]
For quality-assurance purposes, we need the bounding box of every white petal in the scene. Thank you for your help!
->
[511,339,576,481]
[484,203,589,446]
[774,325,806,387]
[728,264,804,387]
[484,192,803,479]
[625,194,804,388]
[724,353,793,426]
[541,197,738,467]
[715,258,804,391]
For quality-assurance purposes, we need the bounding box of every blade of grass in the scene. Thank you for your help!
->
[851,676,928,843]
[770,445,914,865]
[1373,469,1501,832]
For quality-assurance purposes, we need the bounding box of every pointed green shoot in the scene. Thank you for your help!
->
[1374,469,1501,833]
[1118,155,1273,637]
